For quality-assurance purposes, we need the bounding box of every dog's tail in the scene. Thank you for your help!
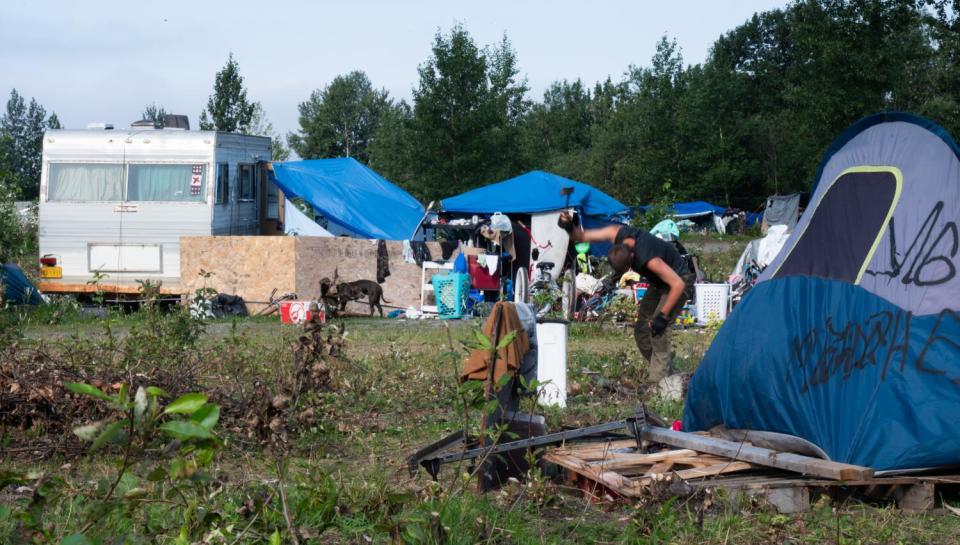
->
[380,292,391,304]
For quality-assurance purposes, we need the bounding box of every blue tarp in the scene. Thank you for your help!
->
[2,264,42,305]
[637,201,725,217]
[685,277,960,470]
[269,158,425,240]
[670,201,726,218]
[440,171,628,217]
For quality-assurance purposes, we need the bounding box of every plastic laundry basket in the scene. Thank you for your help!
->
[432,273,470,319]
[694,283,730,325]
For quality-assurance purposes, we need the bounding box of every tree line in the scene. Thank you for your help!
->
[289,0,960,210]
[3,0,959,210]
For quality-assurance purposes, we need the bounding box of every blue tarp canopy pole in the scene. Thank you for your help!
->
[269,158,425,240]
[440,171,629,217]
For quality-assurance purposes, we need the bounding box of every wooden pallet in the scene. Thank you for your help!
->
[544,440,756,500]
[544,438,960,513]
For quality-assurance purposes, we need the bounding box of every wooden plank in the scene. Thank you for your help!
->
[646,461,675,475]
[642,427,874,481]
[582,449,697,470]
[543,453,641,497]
[38,281,182,295]
[668,455,730,467]
[672,461,754,480]
[550,440,640,459]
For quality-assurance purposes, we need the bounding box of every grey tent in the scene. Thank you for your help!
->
[762,193,800,231]
[685,113,960,471]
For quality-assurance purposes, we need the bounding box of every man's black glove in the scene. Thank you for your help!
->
[650,313,670,336]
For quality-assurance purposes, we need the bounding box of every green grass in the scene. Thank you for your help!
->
[2,314,959,544]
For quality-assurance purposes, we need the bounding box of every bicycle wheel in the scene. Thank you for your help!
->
[529,280,557,317]
[561,269,576,321]
[514,269,529,304]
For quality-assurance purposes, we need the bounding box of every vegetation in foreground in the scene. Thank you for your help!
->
[2,302,959,544]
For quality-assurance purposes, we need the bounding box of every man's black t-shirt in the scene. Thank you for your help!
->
[615,226,689,288]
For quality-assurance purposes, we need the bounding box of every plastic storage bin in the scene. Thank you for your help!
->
[694,283,730,324]
[467,255,500,290]
[432,272,471,319]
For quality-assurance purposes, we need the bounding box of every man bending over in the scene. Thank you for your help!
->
[560,213,695,384]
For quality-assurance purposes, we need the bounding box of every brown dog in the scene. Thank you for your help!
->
[336,280,391,317]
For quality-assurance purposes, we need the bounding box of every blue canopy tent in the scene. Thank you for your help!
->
[269,158,425,240]
[441,171,628,261]
[637,201,761,227]
[440,171,629,217]
[670,201,726,219]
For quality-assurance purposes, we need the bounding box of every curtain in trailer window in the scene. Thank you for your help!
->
[47,163,124,201]
[215,163,229,204]
[127,164,205,202]
[238,164,254,201]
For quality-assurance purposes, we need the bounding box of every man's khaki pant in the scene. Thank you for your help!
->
[633,273,696,383]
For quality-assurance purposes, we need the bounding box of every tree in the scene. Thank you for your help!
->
[288,71,390,162]
[520,79,602,181]
[0,89,58,200]
[199,53,258,133]
[405,26,530,200]
[248,103,290,161]
[142,103,168,128]
[586,36,690,202]
[368,101,416,190]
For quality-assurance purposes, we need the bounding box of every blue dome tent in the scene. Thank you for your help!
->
[684,113,960,471]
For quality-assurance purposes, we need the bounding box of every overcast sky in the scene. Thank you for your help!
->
[0,0,787,138]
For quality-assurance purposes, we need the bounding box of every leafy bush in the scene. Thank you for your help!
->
[0,178,37,269]
[2,385,224,544]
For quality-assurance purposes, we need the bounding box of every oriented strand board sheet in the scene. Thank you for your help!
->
[180,236,296,310]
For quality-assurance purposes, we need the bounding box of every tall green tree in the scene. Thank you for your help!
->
[405,26,529,200]
[248,103,290,161]
[199,53,258,133]
[918,0,960,134]
[587,36,689,202]
[288,71,390,162]
[142,103,168,128]
[692,0,936,202]
[367,100,416,190]
[0,89,58,200]
[520,78,618,181]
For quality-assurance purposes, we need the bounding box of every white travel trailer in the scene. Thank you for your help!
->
[37,125,276,294]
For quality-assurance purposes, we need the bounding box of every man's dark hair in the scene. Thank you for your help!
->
[608,244,633,275]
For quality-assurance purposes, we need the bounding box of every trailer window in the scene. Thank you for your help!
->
[127,164,206,202]
[47,163,124,201]
[238,164,255,201]
[215,163,229,204]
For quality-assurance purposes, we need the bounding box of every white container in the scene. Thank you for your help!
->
[535,322,568,407]
[695,283,730,324]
